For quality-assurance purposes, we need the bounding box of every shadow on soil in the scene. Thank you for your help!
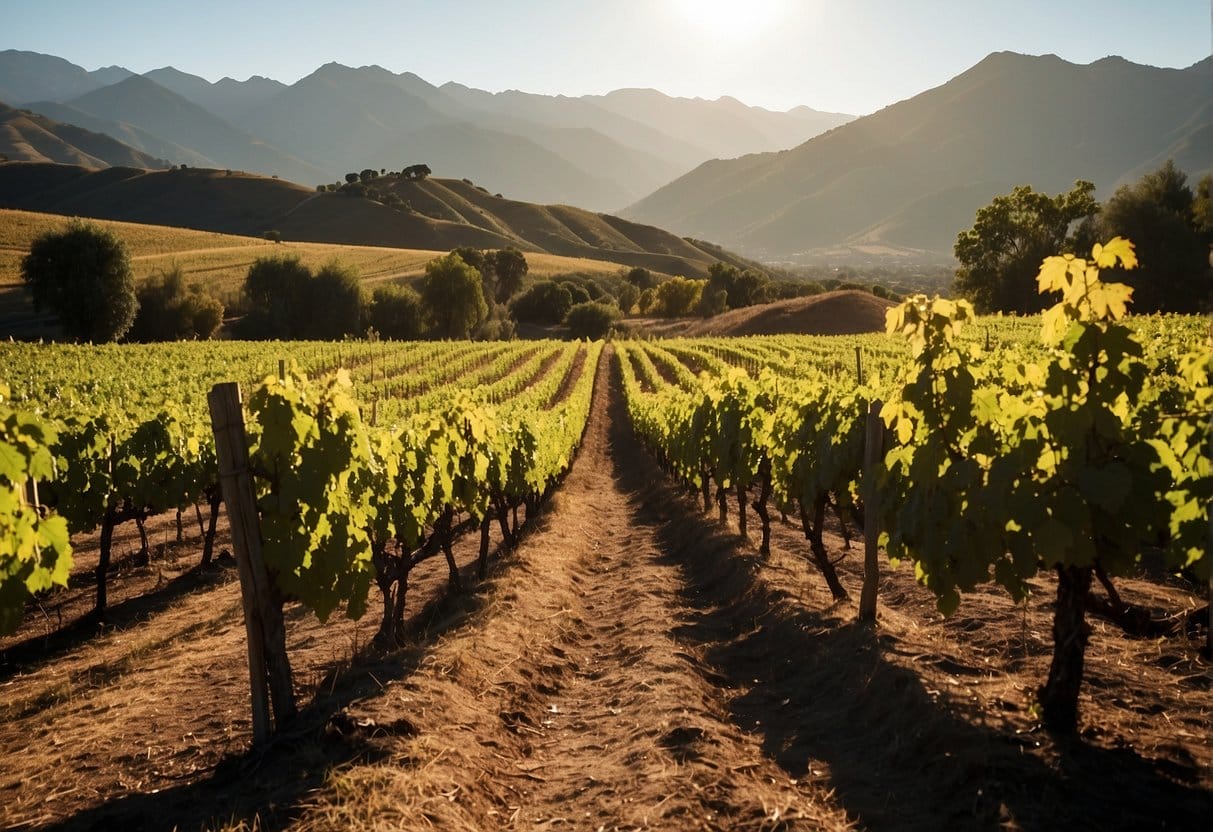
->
[602,356,1210,831]
[0,559,238,683]
[34,506,559,832]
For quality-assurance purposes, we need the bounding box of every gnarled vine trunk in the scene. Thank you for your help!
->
[1039,564,1093,734]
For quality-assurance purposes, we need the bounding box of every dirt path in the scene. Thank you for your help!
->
[2,346,1209,831]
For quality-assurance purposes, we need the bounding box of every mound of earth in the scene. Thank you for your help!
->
[630,290,896,338]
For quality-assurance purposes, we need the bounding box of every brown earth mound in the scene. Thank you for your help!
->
[628,290,897,338]
[692,290,896,336]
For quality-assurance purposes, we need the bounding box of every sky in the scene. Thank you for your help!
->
[1,0,1209,114]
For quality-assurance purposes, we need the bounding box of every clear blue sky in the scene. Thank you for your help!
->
[2,0,1209,114]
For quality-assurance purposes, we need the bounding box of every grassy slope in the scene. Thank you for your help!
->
[0,164,748,280]
[0,208,638,328]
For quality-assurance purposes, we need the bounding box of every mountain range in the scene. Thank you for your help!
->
[622,52,1213,261]
[2,49,1208,264]
[0,50,852,211]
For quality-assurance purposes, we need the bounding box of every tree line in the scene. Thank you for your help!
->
[954,160,1211,314]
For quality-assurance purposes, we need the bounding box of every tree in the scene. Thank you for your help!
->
[418,253,488,338]
[953,181,1099,313]
[240,254,311,338]
[654,276,703,317]
[705,262,769,309]
[625,266,657,291]
[451,247,487,273]
[490,248,528,302]
[359,168,378,182]
[21,220,138,342]
[302,261,364,339]
[564,301,619,340]
[511,281,573,325]
[561,281,592,305]
[263,230,282,243]
[617,283,640,314]
[345,172,360,184]
[128,267,223,341]
[403,164,431,181]
[696,287,728,317]
[1097,161,1210,313]
[368,285,425,340]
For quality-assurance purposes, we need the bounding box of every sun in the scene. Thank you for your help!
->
[672,0,784,39]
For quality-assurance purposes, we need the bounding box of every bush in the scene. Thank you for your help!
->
[418,253,488,338]
[511,281,573,324]
[303,261,364,339]
[654,276,703,317]
[616,283,640,315]
[561,281,592,306]
[564,301,619,340]
[625,266,657,291]
[238,255,365,339]
[21,220,137,342]
[695,288,728,317]
[129,267,223,341]
[368,284,424,340]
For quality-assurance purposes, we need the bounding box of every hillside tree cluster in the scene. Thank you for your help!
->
[955,161,1212,313]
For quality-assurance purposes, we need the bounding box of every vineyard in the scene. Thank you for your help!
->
[1,252,1210,829]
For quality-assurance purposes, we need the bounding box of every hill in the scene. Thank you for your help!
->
[628,290,895,338]
[0,164,758,279]
[0,101,167,169]
[623,53,1213,261]
[0,207,641,337]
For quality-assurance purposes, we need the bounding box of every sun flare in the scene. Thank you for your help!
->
[672,0,785,39]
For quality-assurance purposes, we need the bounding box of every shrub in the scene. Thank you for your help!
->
[564,301,619,340]
[129,267,223,341]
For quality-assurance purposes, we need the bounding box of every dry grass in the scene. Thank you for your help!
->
[0,208,633,304]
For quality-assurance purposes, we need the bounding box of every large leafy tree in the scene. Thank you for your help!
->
[953,181,1098,313]
[418,253,488,338]
[21,220,138,342]
[511,281,573,324]
[1097,161,1210,313]
[490,248,529,303]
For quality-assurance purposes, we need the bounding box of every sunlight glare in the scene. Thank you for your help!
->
[672,0,785,40]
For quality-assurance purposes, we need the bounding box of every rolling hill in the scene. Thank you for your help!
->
[0,163,759,279]
[0,102,168,169]
[623,52,1213,261]
[0,207,644,338]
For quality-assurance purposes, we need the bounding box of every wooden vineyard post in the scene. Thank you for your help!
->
[854,346,863,386]
[207,382,297,745]
[859,399,884,624]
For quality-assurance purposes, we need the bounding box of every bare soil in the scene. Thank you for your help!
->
[625,291,896,338]
[1,348,1209,831]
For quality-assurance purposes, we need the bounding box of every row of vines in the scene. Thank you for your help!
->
[617,239,1210,734]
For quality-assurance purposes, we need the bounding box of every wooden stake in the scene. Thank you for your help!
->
[208,382,297,744]
[859,399,884,624]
